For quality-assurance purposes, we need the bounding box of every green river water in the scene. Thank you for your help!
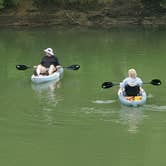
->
[0,27,166,166]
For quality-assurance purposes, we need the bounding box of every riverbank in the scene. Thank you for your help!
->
[0,8,166,28]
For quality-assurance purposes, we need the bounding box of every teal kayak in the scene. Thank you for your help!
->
[31,68,64,84]
[118,88,147,107]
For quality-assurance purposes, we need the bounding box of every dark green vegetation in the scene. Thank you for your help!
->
[0,0,19,8]
[0,0,166,16]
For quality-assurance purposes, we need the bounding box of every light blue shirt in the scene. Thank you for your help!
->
[120,77,143,89]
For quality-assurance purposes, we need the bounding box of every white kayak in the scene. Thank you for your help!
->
[118,88,147,107]
[31,68,64,84]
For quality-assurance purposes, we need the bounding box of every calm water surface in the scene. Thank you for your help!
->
[0,27,166,166]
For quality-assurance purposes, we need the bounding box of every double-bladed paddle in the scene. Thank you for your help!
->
[16,64,80,71]
[102,79,161,89]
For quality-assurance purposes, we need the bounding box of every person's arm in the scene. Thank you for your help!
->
[138,78,143,86]
[120,78,127,89]
[50,56,61,71]
[56,65,61,71]
[120,82,123,88]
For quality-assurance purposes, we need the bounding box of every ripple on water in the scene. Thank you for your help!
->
[92,100,116,104]
[145,104,166,112]
[81,107,117,114]
[147,93,154,98]
[80,106,119,123]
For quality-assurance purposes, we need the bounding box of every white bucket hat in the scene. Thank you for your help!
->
[44,48,54,55]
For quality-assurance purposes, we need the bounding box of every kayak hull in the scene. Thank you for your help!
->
[31,68,64,84]
[118,88,147,107]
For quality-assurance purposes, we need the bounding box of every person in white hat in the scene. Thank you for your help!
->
[35,48,61,76]
[120,68,143,96]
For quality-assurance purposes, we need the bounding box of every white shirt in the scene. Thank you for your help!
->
[120,77,143,89]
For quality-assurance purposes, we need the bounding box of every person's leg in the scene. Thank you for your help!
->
[48,65,56,75]
[36,64,47,75]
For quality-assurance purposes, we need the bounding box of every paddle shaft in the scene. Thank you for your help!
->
[16,64,80,71]
[102,79,161,89]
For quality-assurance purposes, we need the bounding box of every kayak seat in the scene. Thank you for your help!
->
[124,84,140,96]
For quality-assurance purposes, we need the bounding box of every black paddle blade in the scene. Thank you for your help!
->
[151,79,161,86]
[16,65,29,70]
[102,82,114,89]
[66,64,80,70]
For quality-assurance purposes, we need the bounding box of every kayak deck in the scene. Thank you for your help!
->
[31,68,64,84]
[118,88,147,107]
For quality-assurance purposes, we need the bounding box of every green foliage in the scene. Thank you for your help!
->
[141,0,166,15]
[33,0,101,9]
[33,0,63,8]
[3,0,19,8]
[0,0,4,9]
[160,0,166,8]
[110,0,166,16]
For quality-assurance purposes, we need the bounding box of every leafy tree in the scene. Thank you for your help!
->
[3,0,19,8]
[0,0,4,8]
[141,0,166,15]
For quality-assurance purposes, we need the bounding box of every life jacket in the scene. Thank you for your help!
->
[124,84,140,96]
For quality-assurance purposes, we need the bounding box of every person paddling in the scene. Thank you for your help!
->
[35,48,61,76]
[120,68,143,96]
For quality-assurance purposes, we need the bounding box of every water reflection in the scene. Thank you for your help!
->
[31,80,61,94]
[31,80,63,125]
[119,106,144,133]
